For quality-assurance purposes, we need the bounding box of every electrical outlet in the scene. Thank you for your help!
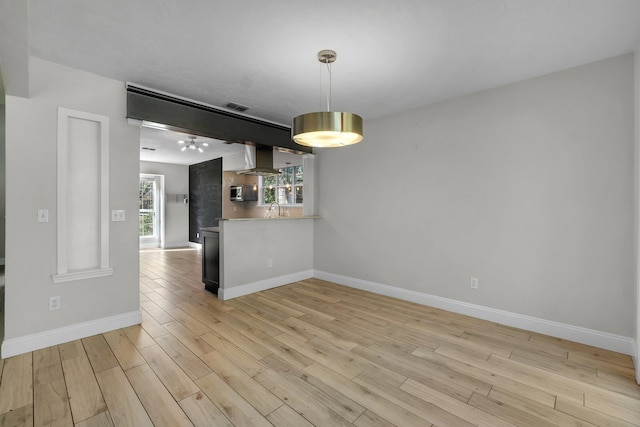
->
[37,209,49,223]
[49,296,61,311]
[470,277,479,289]
[267,258,273,268]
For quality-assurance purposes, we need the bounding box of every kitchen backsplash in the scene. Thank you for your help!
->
[222,172,303,219]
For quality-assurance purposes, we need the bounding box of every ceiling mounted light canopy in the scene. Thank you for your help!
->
[178,135,208,153]
[292,50,363,148]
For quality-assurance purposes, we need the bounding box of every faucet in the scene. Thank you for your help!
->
[268,202,281,217]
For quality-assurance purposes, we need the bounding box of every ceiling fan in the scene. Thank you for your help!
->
[178,136,208,153]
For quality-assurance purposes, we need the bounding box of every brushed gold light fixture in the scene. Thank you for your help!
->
[292,50,363,148]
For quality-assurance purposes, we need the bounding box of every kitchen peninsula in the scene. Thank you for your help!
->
[202,216,318,300]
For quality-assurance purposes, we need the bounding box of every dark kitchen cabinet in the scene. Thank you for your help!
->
[201,228,219,294]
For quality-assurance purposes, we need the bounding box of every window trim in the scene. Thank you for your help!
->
[258,165,303,206]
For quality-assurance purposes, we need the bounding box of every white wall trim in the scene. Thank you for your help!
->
[57,107,110,274]
[1,310,141,358]
[188,242,202,249]
[162,242,192,249]
[219,270,314,301]
[52,267,113,284]
[314,270,635,356]
[139,242,161,250]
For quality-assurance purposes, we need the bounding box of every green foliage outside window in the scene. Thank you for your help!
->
[261,165,303,205]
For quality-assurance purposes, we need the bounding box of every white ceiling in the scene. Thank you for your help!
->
[16,1,640,163]
[139,127,304,168]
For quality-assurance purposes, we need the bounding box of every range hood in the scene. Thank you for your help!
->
[236,145,281,176]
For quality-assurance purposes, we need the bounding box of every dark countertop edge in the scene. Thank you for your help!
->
[200,227,220,232]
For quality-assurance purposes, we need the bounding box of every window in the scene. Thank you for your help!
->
[260,165,303,205]
[139,178,157,237]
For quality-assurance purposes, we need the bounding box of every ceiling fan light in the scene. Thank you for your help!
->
[202,142,209,147]
[292,111,363,148]
[178,140,185,144]
[181,146,187,151]
[198,147,203,153]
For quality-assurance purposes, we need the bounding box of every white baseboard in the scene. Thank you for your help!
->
[314,270,635,356]
[139,242,160,249]
[188,242,202,249]
[1,310,142,358]
[162,241,191,249]
[219,270,314,301]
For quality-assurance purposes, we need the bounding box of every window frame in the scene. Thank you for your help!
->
[258,165,303,206]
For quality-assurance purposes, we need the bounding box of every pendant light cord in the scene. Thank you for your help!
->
[327,62,332,112]
[319,60,333,112]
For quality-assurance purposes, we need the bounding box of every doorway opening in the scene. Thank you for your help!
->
[139,174,164,249]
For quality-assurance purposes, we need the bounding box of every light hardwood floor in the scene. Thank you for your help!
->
[0,247,638,426]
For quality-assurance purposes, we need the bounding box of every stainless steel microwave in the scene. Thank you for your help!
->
[230,185,258,201]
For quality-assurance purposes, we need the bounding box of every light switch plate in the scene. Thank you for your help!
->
[111,210,126,221]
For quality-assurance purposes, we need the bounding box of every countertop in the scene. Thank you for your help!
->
[217,216,320,221]
[200,227,220,232]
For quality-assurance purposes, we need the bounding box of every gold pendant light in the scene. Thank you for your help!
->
[292,50,363,148]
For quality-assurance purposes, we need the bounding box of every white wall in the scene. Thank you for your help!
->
[315,54,634,342]
[139,161,189,248]
[220,219,314,299]
[2,58,140,355]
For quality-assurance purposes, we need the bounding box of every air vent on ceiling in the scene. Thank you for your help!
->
[141,147,156,151]
[224,102,249,112]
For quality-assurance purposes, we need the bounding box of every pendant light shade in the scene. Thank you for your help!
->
[292,111,363,148]
[292,50,363,148]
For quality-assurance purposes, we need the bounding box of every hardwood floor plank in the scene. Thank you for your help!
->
[304,362,435,426]
[265,404,314,427]
[81,335,119,374]
[584,390,640,424]
[74,411,114,427]
[165,308,212,336]
[60,353,107,423]
[274,333,362,379]
[354,370,475,427]
[138,344,200,401]
[125,364,193,427]
[154,334,212,381]
[162,321,215,357]
[411,346,557,408]
[254,367,357,427]
[0,404,33,427]
[353,410,400,427]
[121,325,156,350]
[555,396,637,427]
[488,387,597,426]
[140,309,169,338]
[199,331,266,377]
[102,329,145,371]
[0,353,33,414]
[59,340,85,361]
[95,366,153,427]
[178,392,234,427]
[399,378,517,427]
[202,350,283,416]
[33,346,73,427]
[195,372,273,427]
[467,392,556,427]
